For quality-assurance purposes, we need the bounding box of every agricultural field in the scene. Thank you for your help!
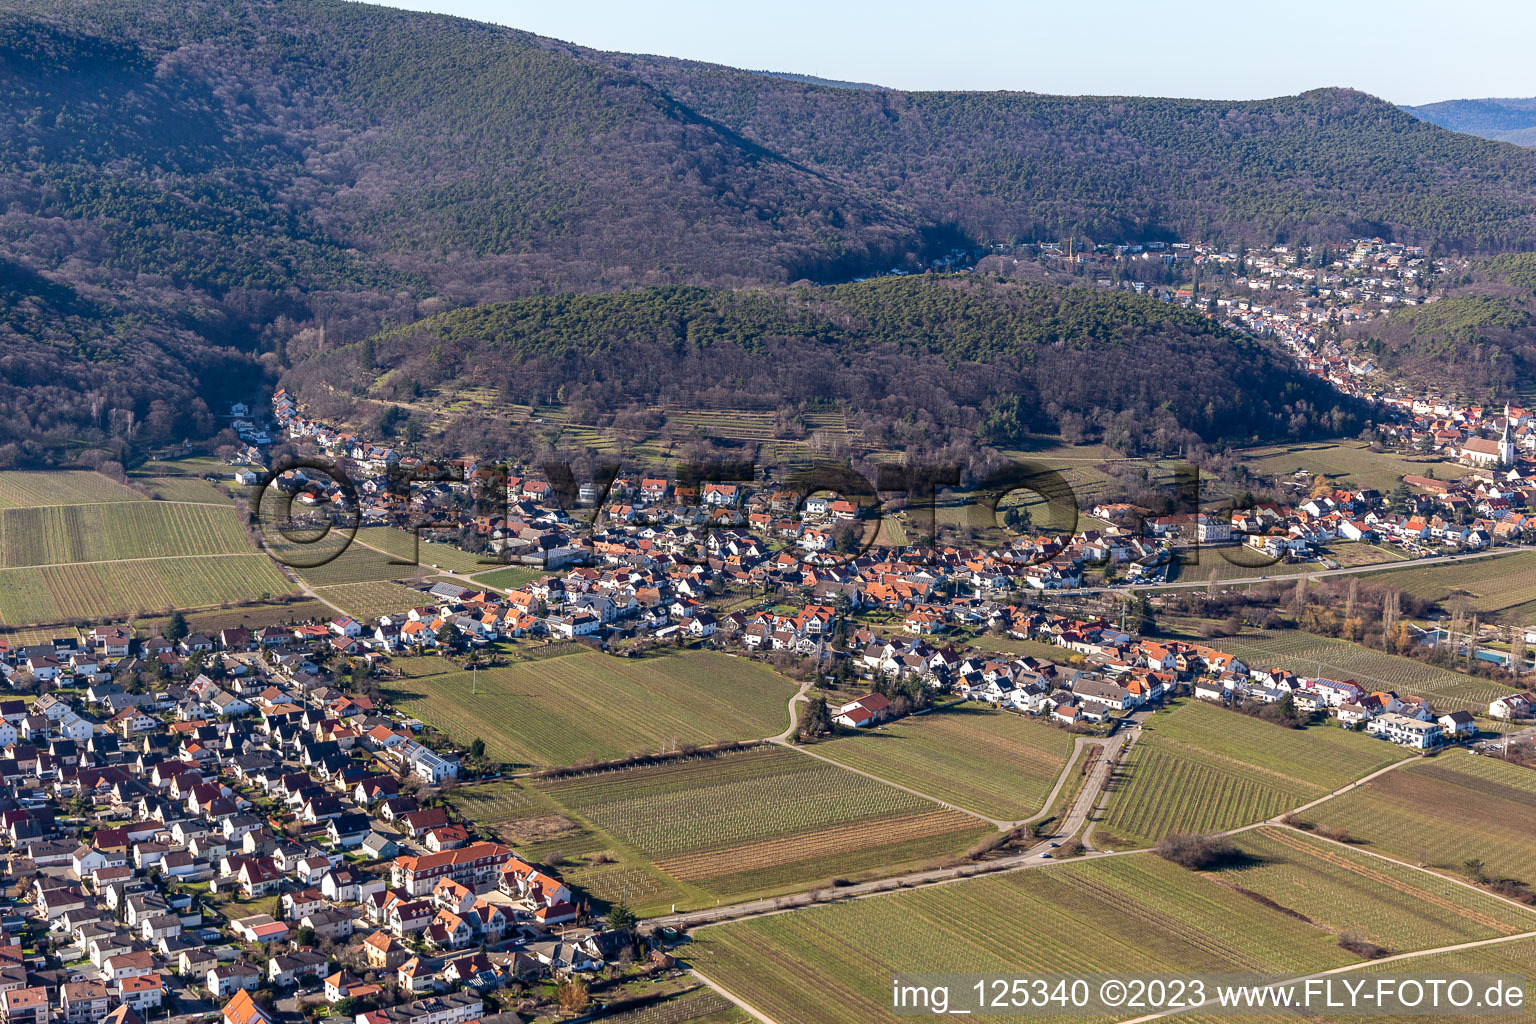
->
[1217,629,1519,715]
[0,554,298,626]
[1096,700,1410,847]
[314,581,426,621]
[353,527,496,575]
[600,989,749,1024]
[449,780,697,914]
[1298,750,1536,886]
[690,854,1360,1024]
[1234,440,1460,493]
[813,704,1075,820]
[0,502,250,567]
[1217,827,1535,952]
[535,745,987,905]
[133,475,242,505]
[466,564,546,591]
[128,599,333,638]
[386,650,799,768]
[1165,551,1315,584]
[1360,550,1536,616]
[291,536,432,587]
[0,470,147,507]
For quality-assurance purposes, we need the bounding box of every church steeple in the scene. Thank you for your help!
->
[1500,402,1516,466]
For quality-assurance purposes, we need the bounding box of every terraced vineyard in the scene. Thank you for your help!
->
[537,745,987,902]
[1299,750,1536,886]
[1096,700,1410,847]
[1219,828,1534,952]
[387,650,798,768]
[692,854,1357,1024]
[0,471,148,507]
[0,554,298,625]
[315,581,426,621]
[813,704,1074,820]
[0,502,250,566]
[1218,629,1517,715]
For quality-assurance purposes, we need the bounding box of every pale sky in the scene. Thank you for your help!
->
[372,0,1533,106]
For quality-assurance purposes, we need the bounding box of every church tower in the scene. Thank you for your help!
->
[1500,403,1516,467]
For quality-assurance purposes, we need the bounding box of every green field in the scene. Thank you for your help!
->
[1219,827,1534,952]
[0,470,148,507]
[466,564,547,591]
[1217,629,1518,715]
[691,854,1360,1024]
[813,704,1075,820]
[534,745,987,905]
[0,502,250,567]
[0,554,299,626]
[1235,441,1462,493]
[1096,700,1410,847]
[315,581,425,621]
[1299,750,1536,887]
[387,650,800,767]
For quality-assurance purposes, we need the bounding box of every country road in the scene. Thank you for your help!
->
[1075,545,1522,596]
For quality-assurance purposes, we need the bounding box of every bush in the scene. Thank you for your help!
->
[1338,929,1388,959]
[1154,832,1243,870]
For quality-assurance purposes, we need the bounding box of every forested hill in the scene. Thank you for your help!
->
[595,51,1536,250]
[0,0,1532,464]
[284,276,1367,461]
[1344,254,1536,401]
[1405,98,1536,147]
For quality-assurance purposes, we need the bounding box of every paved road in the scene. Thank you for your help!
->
[1074,546,1521,596]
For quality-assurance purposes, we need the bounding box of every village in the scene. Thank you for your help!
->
[3,238,1523,1024]
[0,577,1527,1024]
[0,609,678,1024]
[0,245,1531,1024]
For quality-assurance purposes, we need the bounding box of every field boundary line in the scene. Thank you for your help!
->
[1114,927,1536,1024]
[769,736,1009,828]
[686,969,780,1024]
[0,497,233,512]
[1236,754,1420,826]
[656,733,1138,934]
[1267,822,1536,922]
[0,550,268,572]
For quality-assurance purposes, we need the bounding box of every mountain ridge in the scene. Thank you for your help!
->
[1,0,1534,464]
[1404,97,1536,146]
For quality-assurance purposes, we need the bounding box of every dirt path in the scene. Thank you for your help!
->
[686,969,780,1024]
[650,730,1135,934]
[1115,928,1536,1024]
